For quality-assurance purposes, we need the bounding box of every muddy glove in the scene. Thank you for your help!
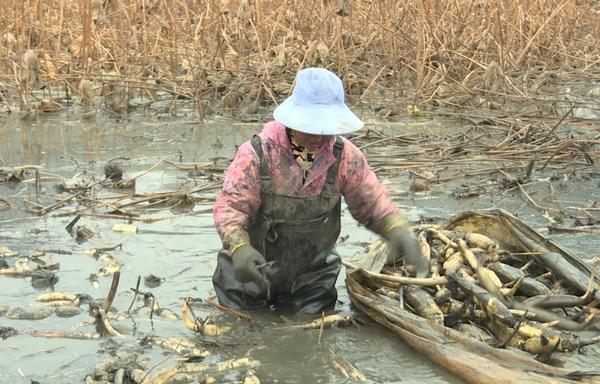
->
[375,214,428,278]
[387,228,428,278]
[232,244,270,288]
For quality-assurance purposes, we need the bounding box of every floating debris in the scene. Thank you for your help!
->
[6,306,53,320]
[112,223,138,234]
[65,215,95,243]
[79,79,94,106]
[21,49,40,89]
[30,269,59,289]
[54,305,83,318]
[0,245,16,257]
[0,167,27,183]
[0,326,17,339]
[409,177,430,192]
[37,99,65,113]
[104,160,124,181]
[144,273,163,288]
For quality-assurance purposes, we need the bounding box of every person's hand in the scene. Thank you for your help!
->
[232,244,270,287]
[387,228,428,278]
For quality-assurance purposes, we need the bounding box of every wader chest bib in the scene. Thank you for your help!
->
[213,135,344,314]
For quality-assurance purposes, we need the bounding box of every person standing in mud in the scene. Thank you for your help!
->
[212,67,428,314]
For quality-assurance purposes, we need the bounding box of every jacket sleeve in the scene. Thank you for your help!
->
[338,139,400,231]
[213,141,262,248]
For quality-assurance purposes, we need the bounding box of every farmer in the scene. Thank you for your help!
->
[213,67,427,314]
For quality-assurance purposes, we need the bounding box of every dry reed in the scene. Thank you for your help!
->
[0,0,598,119]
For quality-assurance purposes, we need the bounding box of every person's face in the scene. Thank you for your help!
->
[290,130,332,152]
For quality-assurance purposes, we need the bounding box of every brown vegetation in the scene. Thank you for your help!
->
[0,0,599,119]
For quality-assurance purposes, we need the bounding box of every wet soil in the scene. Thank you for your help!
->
[0,111,598,383]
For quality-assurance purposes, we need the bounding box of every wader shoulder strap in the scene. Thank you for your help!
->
[250,135,273,194]
[322,136,344,198]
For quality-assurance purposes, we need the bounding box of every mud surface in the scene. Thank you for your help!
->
[0,112,598,383]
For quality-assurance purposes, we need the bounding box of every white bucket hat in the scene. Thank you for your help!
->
[273,67,364,135]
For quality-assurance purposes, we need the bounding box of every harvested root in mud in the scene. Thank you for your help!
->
[417,231,431,262]
[155,308,178,320]
[94,307,123,337]
[144,357,255,384]
[147,336,210,359]
[0,267,31,277]
[343,260,447,286]
[523,288,596,309]
[182,300,231,336]
[456,238,479,270]
[82,353,149,384]
[448,273,517,328]
[331,356,366,381]
[286,313,356,329]
[0,245,17,257]
[26,330,101,340]
[96,253,121,276]
[403,286,444,324]
[355,213,600,365]
[91,275,124,338]
[243,369,261,384]
[35,292,78,303]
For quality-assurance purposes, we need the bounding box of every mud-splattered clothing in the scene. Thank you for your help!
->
[214,121,399,249]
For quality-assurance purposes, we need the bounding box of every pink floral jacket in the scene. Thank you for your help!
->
[214,121,399,246]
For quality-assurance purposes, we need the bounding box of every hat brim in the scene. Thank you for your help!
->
[273,97,364,135]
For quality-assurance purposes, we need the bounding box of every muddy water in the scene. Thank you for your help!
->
[0,112,598,383]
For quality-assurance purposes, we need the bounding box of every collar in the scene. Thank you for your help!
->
[262,121,336,162]
[261,121,338,188]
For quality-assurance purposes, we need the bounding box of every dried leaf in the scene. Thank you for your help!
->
[336,0,351,17]
[22,50,40,88]
[91,0,105,21]
[237,0,250,23]
[38,99,65,113]
[1,32,16,54]
[271,81,292,95]
[79,79,94,106]
[316,41,329,63]
[223,45,239,70]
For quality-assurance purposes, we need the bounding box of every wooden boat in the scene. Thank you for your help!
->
[346,209,600,384]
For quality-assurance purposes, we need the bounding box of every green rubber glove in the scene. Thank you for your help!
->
[232,244,270,288]
[387,228,429,278]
